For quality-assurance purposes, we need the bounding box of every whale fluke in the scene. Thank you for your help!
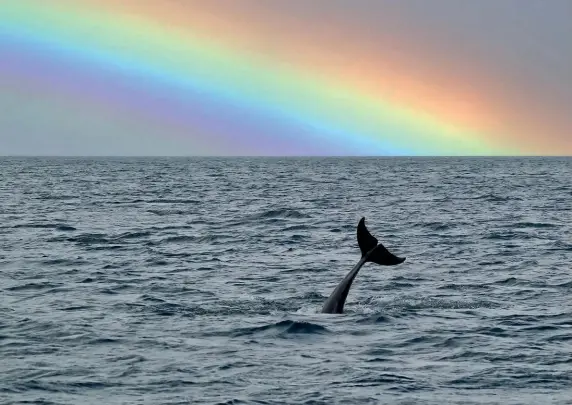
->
[321,217,406,314]
[358,217,405,265]
[357,217,378,255]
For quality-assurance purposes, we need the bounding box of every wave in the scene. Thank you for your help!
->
[9,379,110,394]
[357,314,393,324]
[376,297,499,312]
[511,222,558,229]
[254,208,311,220]
[55,225,76,231]
[67,231,151,245]
[232,320,329,337]
[146,198,201,204]
[195,234,234,244]
[545,334,572,342]
[488,277,547,287]
[67,233,108,244]
[418,221,454,231]
[473,193,516,202]
[484,231,537,240]
[109,198,146,204]
[147,209,193,216]
[12,223,76,231]
[40,258,87,266]
[281,224,311,232]
[148,225,194,231]
[112,231,151,240]
[37,194,78,201]
[6,282,62,292]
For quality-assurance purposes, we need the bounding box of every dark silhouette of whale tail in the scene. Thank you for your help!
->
[321,217,406,314]
[357,217,406,266]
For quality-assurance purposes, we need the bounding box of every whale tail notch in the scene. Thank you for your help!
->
[357,217,406,266]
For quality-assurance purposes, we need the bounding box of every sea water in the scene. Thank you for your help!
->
[1,157,571,404]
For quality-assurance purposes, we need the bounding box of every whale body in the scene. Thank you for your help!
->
[321,218,405,314]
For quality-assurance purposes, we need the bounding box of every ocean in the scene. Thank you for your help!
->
[1,157,571,405]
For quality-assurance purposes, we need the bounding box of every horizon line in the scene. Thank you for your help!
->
[1,155,571,159]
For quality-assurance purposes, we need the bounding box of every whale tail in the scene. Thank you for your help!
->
[357,217,406,266]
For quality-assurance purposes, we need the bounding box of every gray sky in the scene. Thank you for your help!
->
[1,0,570,155]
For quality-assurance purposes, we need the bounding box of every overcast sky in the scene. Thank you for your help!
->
[1,0,570,155]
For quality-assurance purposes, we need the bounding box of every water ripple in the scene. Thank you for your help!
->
[1,156,571,405]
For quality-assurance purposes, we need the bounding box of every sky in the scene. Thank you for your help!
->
[1,0,571,156]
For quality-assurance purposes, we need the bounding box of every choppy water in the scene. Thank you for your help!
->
[1,157,571,405]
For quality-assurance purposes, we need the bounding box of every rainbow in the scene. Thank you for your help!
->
[0,1,553,155]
